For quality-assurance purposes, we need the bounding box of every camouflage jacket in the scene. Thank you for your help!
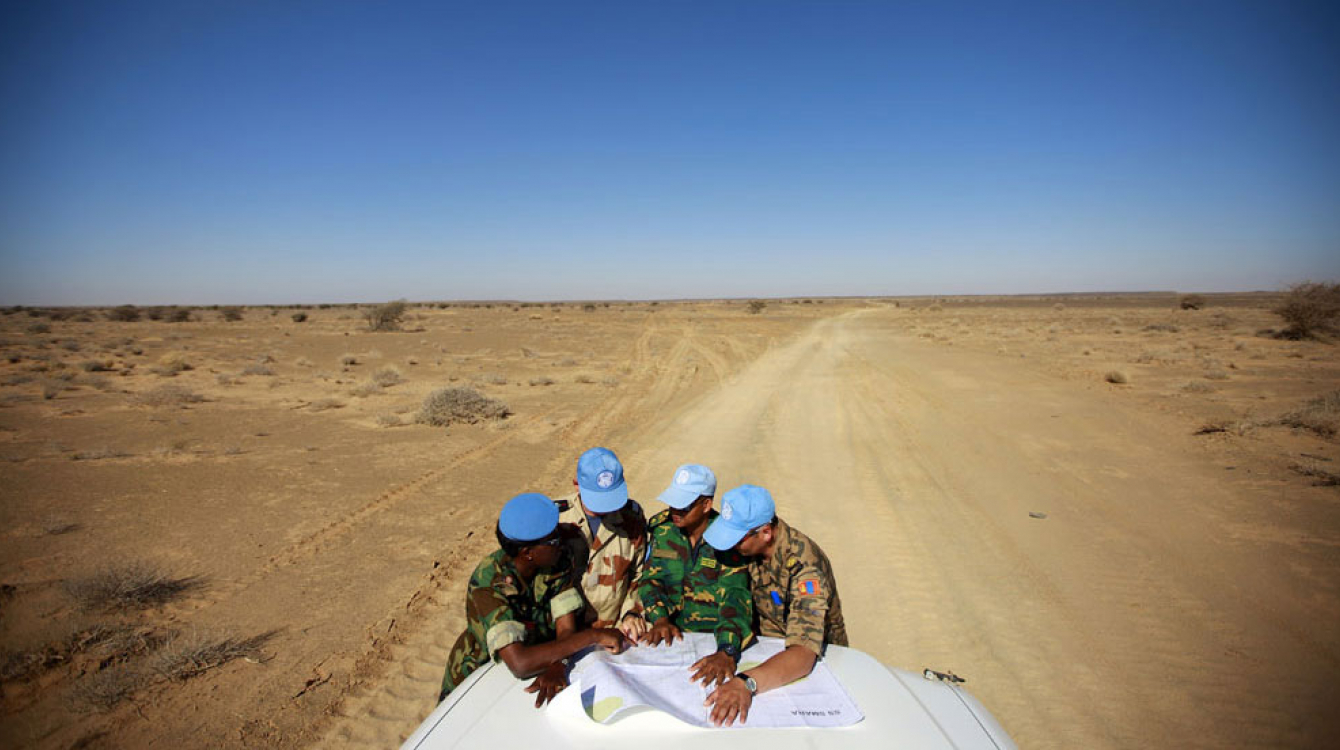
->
[556,493,647,625]
[635,509,753,651]
[749,517,848,656]
[439,534,584,701]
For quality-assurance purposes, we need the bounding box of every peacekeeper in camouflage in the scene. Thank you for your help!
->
[630,464,754,687]
[439,493,629,707]
[701,485,848,727]
[555,447,649,636]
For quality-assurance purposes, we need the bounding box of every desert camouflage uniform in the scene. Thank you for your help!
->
[556,493,647,626]
[635,509,753,651]
[438,531,585,702]
[749,517,847,656]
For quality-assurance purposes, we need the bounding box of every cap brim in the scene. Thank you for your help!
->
[704,517,749,550]
[579,482,629,513]
[657,484,702,510]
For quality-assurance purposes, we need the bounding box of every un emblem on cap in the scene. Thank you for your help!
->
[597,470,615,489]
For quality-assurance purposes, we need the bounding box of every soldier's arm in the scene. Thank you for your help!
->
[712,561,753,651]
[496,621,628,679]
[741,644,818,692]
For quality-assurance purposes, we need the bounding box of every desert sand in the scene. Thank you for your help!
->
[2,295,1338,749]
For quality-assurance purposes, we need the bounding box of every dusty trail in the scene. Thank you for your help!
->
[621,309,1339,749]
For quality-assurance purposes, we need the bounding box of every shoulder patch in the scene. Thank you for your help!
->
[797,578,822,597]
[652,549,678,560]
[701,557,717,568]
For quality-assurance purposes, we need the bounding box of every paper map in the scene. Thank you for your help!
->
[569,633,863,728]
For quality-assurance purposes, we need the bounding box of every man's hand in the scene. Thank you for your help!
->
[704,676,752,727]
[640,617,682,647]
[690,650,736,687]
[591,627,631,654]
[618,612,648,641]
[523,662,568,708]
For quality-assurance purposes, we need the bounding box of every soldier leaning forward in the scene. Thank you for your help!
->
[631,464,754,687]
[701,485,848,726]
[439,493,629,707]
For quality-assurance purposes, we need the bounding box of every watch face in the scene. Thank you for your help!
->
[745,676,758,695]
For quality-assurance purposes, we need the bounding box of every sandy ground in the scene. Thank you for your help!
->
[2,296,1338,748]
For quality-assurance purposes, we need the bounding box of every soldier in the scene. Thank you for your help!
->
[554,447,649,638]
[629,464,753,688]
[439,492,628,707]
[701,484,848,727]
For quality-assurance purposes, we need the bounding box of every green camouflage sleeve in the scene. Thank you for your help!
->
[635,514,681,623]
[712,556,753,651]
[466,585,524,659]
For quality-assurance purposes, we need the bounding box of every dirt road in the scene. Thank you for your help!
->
[328,307,1340,748]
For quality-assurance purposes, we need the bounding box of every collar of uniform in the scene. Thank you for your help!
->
[663,507,718,551]
[558,492,609,549]
[767,516,793,568]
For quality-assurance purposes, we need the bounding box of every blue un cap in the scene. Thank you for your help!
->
[657,464,717,510]
[576,447,629,514]
[704,485,776,550]
[498,492,560,542]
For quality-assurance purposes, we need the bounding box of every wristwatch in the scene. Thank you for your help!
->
[717,644,741,663]
[737,672,758,696]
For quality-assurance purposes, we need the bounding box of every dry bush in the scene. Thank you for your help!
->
[376,413,401,427]
[133,385,204,407]
[480,372,507,386]
[1104,371,1129,384]
[529,376,555,386]
[70,666,146,711]
[416,387,509,427]
[309,398,344,411]
[371,366,404,387]
[106,305,140,322]
[1143,323,1179,333]
[574,373,595,384]
[72,447,129,461]
[294,356,314,367]
[26,322,51,334]
[150,630,271,682]
[339,353,358,367]
[165,307,192,323]
[747,300,767,314]
[1180,294,1206,310]
[79,359,111,372]
[64,563,202,611]
[1181,381,1215,393]
[241,364,274,376]
[1290,461,1340,487]
[41,380,65,400]
[1278,391,1340,438]
[151,351,192,376]
[291,312,308,323]
[219,306,244,322]
[349,382,382,398]
[364,299,407,332]
[1274,282,1340,339]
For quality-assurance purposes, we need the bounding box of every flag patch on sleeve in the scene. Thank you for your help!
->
[798,579,821,596]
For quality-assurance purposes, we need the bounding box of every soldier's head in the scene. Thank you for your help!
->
[658,464,717,531]
[574,447,629,516]
[704,484,777,557]
[496,492,564,569]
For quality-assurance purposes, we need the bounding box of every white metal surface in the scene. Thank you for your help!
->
[401,646,1017,750]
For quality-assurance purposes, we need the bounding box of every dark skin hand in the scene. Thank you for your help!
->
[523,660,569,707]
[640,616,683,646]
[689,650,736,687]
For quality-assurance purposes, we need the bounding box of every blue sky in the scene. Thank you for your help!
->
[2,0,1337,305]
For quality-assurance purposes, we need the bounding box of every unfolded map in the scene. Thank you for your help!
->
[570,633,863,728]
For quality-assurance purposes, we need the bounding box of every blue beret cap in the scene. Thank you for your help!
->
[498,492,559,542]
[704,485,776,550]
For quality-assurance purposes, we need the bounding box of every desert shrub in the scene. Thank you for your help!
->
[1274,282,1340,339]
[416,387,509,427]
[219,306,244,322]
[1180,294,1205,310]
[339,353,358,367]
[241,364,274,376]
[72,447,129,461]
[1104,371,1129,384]
[529,376,555,386]
[61,339,81,352]
[151,630,270,682]
[133,385,204,407]
[376,413,402,427]
[151,351,192,376]
[371,366,404,387]
[1181,381,1215,393]
[308,397,344,411]
[574,373,595,384]
[26,322,51,334]
[107,305,140,322]
[291,312,308,323]
[80,359,111,372]
[1278,391,1340,438]
[1143,323,1179,333]
[166,307,192,323]
[747,300,767,314]
[71,666,146,711]
[583,303,597,312]
[1053,302,1065,311]
[350,382,382,397]
[41,380,64,399]
[294,356,314,367]
[64,563,201,610]
[364,299,407,332]
[480,372,507,386]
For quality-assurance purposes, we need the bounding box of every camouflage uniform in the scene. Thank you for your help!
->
[438,531,585,701]
[556,493,647,626]
[749,517,847,656]
[635,509,754,651]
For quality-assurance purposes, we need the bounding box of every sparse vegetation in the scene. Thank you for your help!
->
[64,563,202,611]
[107,305,141,322]
[339,353,358,367]
[376,413,402,427]
[1180,294,1205,310]
[1273,282,1340,340]
[219,306,244,322]
[308,397,344,411]
[747,300,767,314]
[241,363,275,376]
[1104,371,1129,384]
[151,630,271,682]
[291,312,308,322]
[364,299,407,332]
[1278,391,1340,438]
[72,447,129,461]
[415,387,509,427]
[529,376,555,386]
[151,351,192,376]
[371,366,404,387]
[71,666,145,711]
[133,385,205,407]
